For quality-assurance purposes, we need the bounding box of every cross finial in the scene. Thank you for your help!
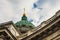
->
[24,8,25,13]
[23,8,26,16]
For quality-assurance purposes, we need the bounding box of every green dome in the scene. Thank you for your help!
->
[15,13,35,33]
[15,20,35,28]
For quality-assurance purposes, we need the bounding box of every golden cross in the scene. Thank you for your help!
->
[24,8,25,13]
[23,8,26,16]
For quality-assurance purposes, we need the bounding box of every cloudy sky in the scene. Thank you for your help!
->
[0,0,60,26]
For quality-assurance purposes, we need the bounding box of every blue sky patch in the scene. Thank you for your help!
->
[33,3,37,8]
